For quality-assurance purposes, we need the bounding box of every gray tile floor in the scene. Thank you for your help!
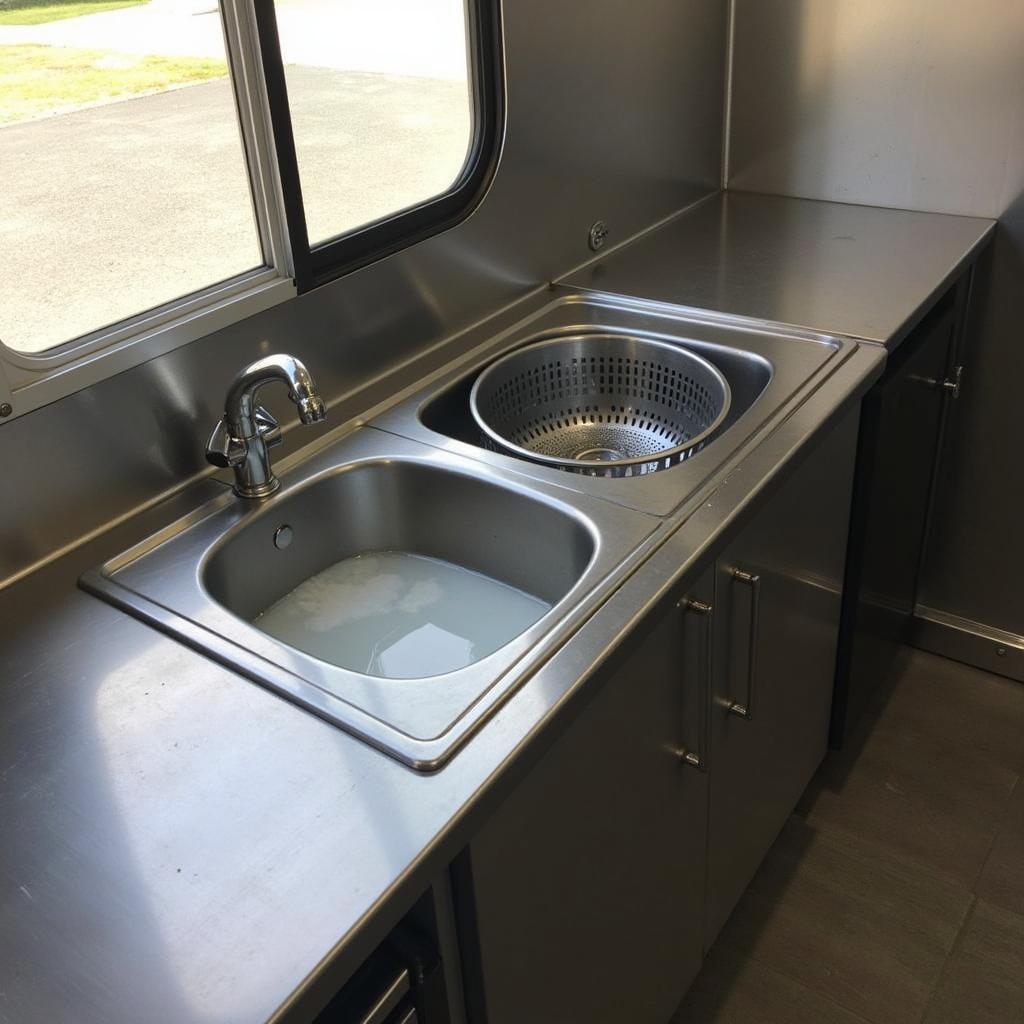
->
[674,647,1024,1024]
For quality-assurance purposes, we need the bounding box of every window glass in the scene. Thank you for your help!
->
[0,0,262,354]
[274,0,473,247]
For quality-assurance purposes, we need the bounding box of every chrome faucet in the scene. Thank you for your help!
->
[206,354,326,498]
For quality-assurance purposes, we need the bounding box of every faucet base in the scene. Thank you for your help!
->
[233,476,281,500]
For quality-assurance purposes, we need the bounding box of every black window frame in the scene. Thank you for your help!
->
[253,0,504,292]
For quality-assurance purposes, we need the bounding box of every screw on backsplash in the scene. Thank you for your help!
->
[996,646,1008,657]
[588,220,609,252]
[0,403,12,417]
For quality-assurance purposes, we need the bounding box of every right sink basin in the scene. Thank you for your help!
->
[372,291,853,516]
[428,329,773,479]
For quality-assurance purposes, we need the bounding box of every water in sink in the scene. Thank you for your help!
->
[253,551,551,679]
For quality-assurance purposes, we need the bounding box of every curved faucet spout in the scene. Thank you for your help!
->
[225,354,325,438]
[207,353,326,499]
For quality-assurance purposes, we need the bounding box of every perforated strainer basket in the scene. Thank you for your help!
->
[469,333,731,477]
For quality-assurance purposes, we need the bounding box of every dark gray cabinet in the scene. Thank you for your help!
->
[831,286,964,745]
[465,567,715,1024]
[464,409,861,1020]
[704,407,860,946]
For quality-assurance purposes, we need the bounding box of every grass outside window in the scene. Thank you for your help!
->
[0,44,228,123]
[0,0,145,26]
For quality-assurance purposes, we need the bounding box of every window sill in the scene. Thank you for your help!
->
[0,270,296,423]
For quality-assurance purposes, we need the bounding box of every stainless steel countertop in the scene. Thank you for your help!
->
[566,191,995,349]
[0,334,882,1024]
[5,186,970,1024]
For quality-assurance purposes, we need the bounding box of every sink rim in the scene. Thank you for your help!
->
[79,294,859,770]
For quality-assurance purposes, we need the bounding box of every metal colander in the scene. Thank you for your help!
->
[469,333,731,477]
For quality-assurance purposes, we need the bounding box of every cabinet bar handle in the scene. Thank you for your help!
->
[942,364,964,399]
[908,364,964,398]
[728,569,760,720]
[677,596,712,771]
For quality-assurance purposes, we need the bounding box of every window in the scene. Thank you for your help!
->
[274,0,473,247]
[0,3,262,354]
[0,0,501,414]
[258,0,502,287]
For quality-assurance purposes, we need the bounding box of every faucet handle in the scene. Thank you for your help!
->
[254,406,282,448]
[205,418,247,469]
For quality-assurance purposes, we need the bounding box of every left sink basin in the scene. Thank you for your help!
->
[206,460,589,675]
[82,429,657,769]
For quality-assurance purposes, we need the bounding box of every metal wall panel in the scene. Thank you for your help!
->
[728,0,1024,642]
[0,0,727,585]
[728,0,1024,217]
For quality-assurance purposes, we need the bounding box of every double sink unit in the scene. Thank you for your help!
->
[82,293,858,770]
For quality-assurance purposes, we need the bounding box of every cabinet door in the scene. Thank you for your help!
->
[831,301,958,743]
[465,569,714,1024]
[705,409,859,947]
